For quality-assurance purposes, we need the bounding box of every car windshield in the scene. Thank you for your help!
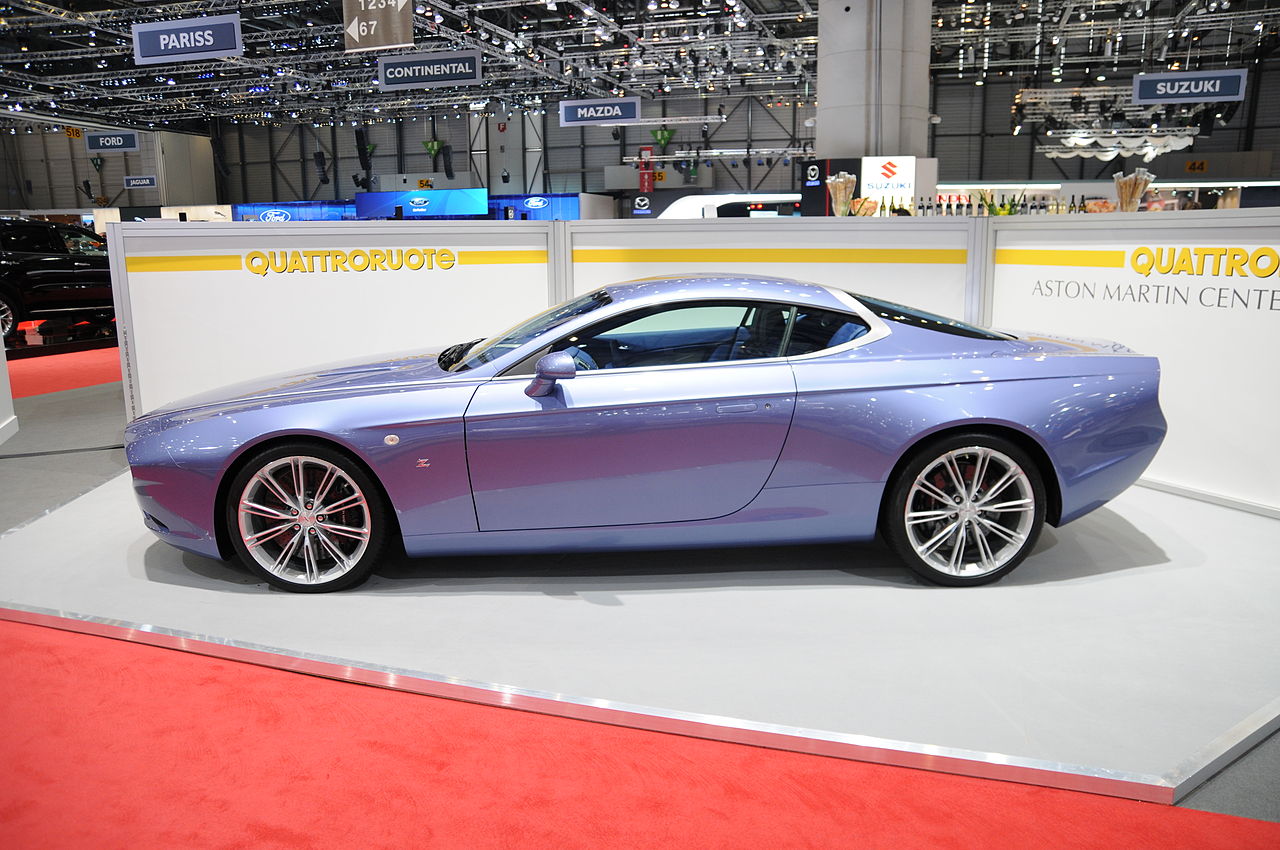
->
[446,289,614,372]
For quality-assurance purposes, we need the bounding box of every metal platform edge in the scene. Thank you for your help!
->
[0,601,1186,804]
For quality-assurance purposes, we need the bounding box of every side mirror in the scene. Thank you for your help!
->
[524,351,577,398]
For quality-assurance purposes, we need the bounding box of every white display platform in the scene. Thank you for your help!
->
[1,475,1277,804]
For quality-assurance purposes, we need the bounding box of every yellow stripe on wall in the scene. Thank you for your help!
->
[573,248,967,265]
[994,249,1126,268]
[126,255,245,272]
[457,250,549,264]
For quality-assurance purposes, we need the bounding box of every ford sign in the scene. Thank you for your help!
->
[524,197,550,209]
[408,197,431,207]
[259,209,292,222]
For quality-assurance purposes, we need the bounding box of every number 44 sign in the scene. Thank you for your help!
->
[343,0,413,53]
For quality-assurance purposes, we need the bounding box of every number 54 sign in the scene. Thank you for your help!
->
[342,0,412,53]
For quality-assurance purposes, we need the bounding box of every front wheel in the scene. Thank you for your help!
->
[225,443,389,592]
[0,293,19,342]
[883,434,1046,586]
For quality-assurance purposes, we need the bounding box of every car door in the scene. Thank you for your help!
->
[463,301,798,531]
[0,224,86,314]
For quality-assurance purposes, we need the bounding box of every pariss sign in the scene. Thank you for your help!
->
[132,14,244,65]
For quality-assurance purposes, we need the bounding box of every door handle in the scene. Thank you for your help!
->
[716,402,757,414]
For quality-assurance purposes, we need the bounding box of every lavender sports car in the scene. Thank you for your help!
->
[125,275,1165,592]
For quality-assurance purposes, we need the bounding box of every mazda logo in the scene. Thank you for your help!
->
[633,196,651,210]
[806,164,820,181]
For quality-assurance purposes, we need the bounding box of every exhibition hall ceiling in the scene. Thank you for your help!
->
[0,0,1278,133]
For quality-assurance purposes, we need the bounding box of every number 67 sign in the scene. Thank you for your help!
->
[342,0,413,53]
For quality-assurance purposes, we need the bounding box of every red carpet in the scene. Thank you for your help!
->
[5,346,121,398]
[1,619,1277,849]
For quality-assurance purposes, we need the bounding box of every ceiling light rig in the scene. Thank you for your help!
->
[1014,85,1216,162]
[0,1,1277,132]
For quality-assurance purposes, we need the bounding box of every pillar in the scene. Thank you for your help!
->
[816,0,931,159]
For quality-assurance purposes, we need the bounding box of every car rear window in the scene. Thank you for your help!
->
[854,295,1010,341]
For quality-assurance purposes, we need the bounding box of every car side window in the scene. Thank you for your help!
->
[1,225,61,254]
[58,228,107,256]
[785,307,870,356]
[549,301,794,371]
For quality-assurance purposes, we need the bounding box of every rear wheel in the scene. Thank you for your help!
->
[225,443,388,592]
[883,433,1046,586]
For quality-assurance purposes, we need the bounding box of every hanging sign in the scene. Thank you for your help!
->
[86,131,140,153]
[132,14,243,65]
[638,145,655,194]
[559,96,641,127]
[379,50,483,91]
[1132,69,1248,105]
[343,0,413,53]
[124,175,158,189]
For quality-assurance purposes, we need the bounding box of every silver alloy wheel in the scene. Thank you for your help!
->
[0,299,14,337]
[236,455,372,585]
[904,446,1036,578]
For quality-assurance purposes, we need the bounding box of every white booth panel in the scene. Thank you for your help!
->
[567,219,977,321]
[110,221,553,419]
[0,349,16,446]
[989,209,1280,514]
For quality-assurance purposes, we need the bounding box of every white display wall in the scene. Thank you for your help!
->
[109,220,553,418]
[0,347,16,446]
[987,209,1280,515]
[567,218,980,322]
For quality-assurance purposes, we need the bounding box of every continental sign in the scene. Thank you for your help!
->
[245,248,456,276]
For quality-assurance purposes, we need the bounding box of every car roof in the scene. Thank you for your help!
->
[598,273,852,312]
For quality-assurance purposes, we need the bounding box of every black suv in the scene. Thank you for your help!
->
[0,218,112,342]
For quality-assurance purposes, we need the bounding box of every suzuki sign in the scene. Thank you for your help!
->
[1132,69,1248,105]
[860,155,918,207]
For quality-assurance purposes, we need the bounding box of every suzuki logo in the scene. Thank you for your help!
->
[880,161,898,179]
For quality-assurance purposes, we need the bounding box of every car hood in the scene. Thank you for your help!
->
[142,348,473,418]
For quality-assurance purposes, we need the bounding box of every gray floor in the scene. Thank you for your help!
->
[0,383,128,532]
[0,378,1276,821]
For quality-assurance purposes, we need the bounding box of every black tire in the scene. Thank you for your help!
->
[0,292,20,342]
[883,432,1046,587]
[224,442,389,593]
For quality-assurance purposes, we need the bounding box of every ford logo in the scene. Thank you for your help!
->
[259,209,292,222]
[408,197,431,206]
[524,196,550,209]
